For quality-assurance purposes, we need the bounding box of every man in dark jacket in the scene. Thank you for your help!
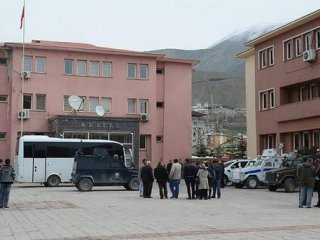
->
[140,161,154,198]
[154,161,168,199]
[0,159,16,208]
[212,160,223,199]
[183,159,197,199]
[297,158,316,208]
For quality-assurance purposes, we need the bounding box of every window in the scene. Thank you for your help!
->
[128,63,137,78]
[156,68,164,74]
[269,90,275,108]
[299,86,307,101]
[102,97,111,113]
[103,62,112,77]
[23,94,32,109]
[77,60,87,76]
[295,38,302,56]
[139,99,149,114]
[36,94,46,110]
[156,102,164,108]
[317,30,320,49]
[156,136,163,143]
[0,132,7,140]
[64,59,73,75]
[24,56,32,72]
[293,133,300,151]
[259,89,275,111]
[64,95,85,112]
[260,51,267,68]
[303,132,309,148]
[285,41,292,60]
[310,84,317,99]
[312,131,319,148]
[140,135,146,149]
[0,95,8,103]
[36,57,46,73]
[268,47,274,65]
[139,64,148,79]
[90,61,99,77]
[260,92,268,110]
[304,33,312,51]
[89,97,99,112]
[128,98,137,113]
[0,58,7,65]
[267,135,273,149]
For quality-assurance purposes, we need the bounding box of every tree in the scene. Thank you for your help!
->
[195,143,209,157]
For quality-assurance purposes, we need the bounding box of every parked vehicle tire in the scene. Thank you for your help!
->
[268,185,278,192]
[123,183,130,190]
[234,183,244,188]
[284,178,295,192]
[127,177,139,191]
[246,176,259,189]
[77,178,93,191]
[46,175,61,187]
[223,175,229,186]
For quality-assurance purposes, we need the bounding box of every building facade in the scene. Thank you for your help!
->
[241,9,320,155]
[0,40,195,167]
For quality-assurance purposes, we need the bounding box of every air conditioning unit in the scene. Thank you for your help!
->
[18,110,30,119]
[303,49,316,62]
[21,71,31,79]
[140,113,149,121]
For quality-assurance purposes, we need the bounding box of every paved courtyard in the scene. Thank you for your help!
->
[0,183,319,240]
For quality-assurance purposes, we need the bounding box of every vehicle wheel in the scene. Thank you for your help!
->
[284,178,295,192]
[123,183,130,190]
[46,175,61,187]
[223,175,229,186]
[77,178,93,191]
[127,177,139,191]
[246,176,259,189]
[234,183,244,189]
[268,185,277,192]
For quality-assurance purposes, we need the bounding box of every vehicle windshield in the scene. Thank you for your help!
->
[254,160,263,167]
[224,161,234,167]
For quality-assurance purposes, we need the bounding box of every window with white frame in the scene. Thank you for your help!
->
[90,61,99,77]
[139,99,149,114]
[128,63,137,78]
[0,132,7,140]
[285,41,292,60]
[304,33,312,51]
[89,97,99,112]
[24,56,32,72]
[0,95,8,103]
[102,97,111,113]
[259,51,267,68]
[259,89,274,111]
[299,86,307,101]
[102,62,112,77]
[293,133,300,151]
[269,90,275,108]
[267,135,273,149]
[309,84,317,99]
[36,57,46,73]
[128,98,137,113]
[63,95,85,111]
[77,60,87,76]
[139,64,148,79]
[261,92,267,110]
[268,47,274,66]
[23,94,32,109]
[36,94,46,110]
[295,37,302,56]
[64,59,73,75]
[312,131,319,148]
[317,30,320,49]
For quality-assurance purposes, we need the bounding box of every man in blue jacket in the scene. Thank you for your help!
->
[0,159,16,208]
[183,159,197,199]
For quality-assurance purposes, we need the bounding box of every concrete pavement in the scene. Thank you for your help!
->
[0,183,319,240]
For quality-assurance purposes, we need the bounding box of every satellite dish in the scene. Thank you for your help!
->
[95,105,105,116]
[68,95,83,111]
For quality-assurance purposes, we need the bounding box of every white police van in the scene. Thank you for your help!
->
[224,159,257,185]
[231,149,285,189]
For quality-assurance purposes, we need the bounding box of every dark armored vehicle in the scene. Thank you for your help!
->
[265,158,302,192]
[71,141,139,191]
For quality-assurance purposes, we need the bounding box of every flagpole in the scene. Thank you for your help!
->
[21,0,26,137]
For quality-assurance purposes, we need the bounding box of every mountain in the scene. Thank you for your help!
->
[150,25,278,108]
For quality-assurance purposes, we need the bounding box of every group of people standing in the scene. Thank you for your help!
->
[138,158,224,200]
[0,159,16,208]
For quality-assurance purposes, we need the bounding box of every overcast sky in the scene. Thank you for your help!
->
[0,0,319,51]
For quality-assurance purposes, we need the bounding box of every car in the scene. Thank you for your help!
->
[232,156,287,189]
[71,145,139,191]
[223,159,257,185]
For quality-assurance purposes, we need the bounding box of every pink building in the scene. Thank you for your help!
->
[243,10,320,155]
[0,40,195,167]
